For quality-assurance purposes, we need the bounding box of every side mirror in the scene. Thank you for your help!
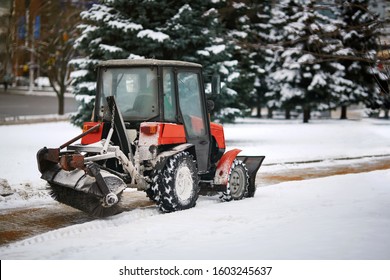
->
[211,74,221,95]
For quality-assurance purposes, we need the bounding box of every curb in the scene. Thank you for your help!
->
[1,87,74,98]
[0,113,74,125]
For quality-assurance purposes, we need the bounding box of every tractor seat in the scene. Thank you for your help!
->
[133,95,157,117]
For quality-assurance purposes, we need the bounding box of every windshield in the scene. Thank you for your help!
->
[99,67,158,120]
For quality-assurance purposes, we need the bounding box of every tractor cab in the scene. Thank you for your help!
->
[93,59,218,173]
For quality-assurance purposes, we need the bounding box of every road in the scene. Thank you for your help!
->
[0,88,78,122]
[1,155,390,246]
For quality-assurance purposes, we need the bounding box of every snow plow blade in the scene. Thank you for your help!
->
[37,148,126,218]
[236,155,265,197]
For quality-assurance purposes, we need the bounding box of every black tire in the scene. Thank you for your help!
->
[244,178,256,198]
[220,159,249,202]
[153,151,200,213]
[145,187,158,202]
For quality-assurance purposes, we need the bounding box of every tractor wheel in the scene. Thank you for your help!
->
[145,187,159,202]
[220,159,249,202]
[153,151,200,213]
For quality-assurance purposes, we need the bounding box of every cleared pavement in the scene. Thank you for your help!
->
[0,87,79,124]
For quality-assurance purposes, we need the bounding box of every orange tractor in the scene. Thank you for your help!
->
[37,59,265,217]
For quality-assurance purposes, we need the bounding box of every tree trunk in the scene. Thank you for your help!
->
[384,109,389,119]
[256,92,262,118]
[303,106,310,123]
[256,103,262,118]
[340,105,348,119]
[58,91,65,115]
[267,107,273,119]
[285,108,291,120]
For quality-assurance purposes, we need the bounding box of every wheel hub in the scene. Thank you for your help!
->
[175,164,193,202]
[230,168,245,199]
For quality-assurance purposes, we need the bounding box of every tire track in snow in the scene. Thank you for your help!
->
[0,206,159,252]
[0,191,155,246]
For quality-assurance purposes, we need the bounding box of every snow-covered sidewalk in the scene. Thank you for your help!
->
[1,169,390,260]
[0,118,390,259]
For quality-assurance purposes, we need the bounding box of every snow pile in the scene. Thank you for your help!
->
[0,179,13,197]
[0,122,81,208]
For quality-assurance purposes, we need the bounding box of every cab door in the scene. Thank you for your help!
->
[176,70,211,173]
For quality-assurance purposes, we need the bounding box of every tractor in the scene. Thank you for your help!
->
[37,59,265,217]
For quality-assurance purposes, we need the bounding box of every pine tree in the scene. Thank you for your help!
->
[337,0,382,119]
[172,1,240,123]
[268,0,313,122]
[265,0,292,118]
[269,0,348,122]
[70,3,139,126]
[70,0,239,126]
[217,1,275,119]
[250,1,275,118]
[217,0,256,120]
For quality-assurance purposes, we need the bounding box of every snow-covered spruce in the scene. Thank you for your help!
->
[152,152,200,213]
[220,159,249,202]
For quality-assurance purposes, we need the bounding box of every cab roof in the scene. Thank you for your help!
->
[98,59,202,68]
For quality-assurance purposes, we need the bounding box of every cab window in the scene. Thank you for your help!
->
[177,72,206,137]
[162,67,176,122]
[99,67,158,120]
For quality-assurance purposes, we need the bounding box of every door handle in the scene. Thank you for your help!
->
[199,140,208,145]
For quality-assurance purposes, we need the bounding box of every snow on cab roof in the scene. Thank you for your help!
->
[98,59,202,68]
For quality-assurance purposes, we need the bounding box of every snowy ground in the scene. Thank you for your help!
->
[0,118,390,259]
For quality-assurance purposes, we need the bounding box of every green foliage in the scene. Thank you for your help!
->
[71,0,243,125]
[337,0,382,110]
[70,0,385,126]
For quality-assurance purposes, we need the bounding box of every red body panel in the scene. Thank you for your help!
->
[159,123,186,145]
[139,122,187,146]
[146,122,226,149]
[210,122,226,149]
[82,121,225,151]
[81,122,104,145]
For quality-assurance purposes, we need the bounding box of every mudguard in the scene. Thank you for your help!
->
[213,149,242,185]
[153,143,195,170]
